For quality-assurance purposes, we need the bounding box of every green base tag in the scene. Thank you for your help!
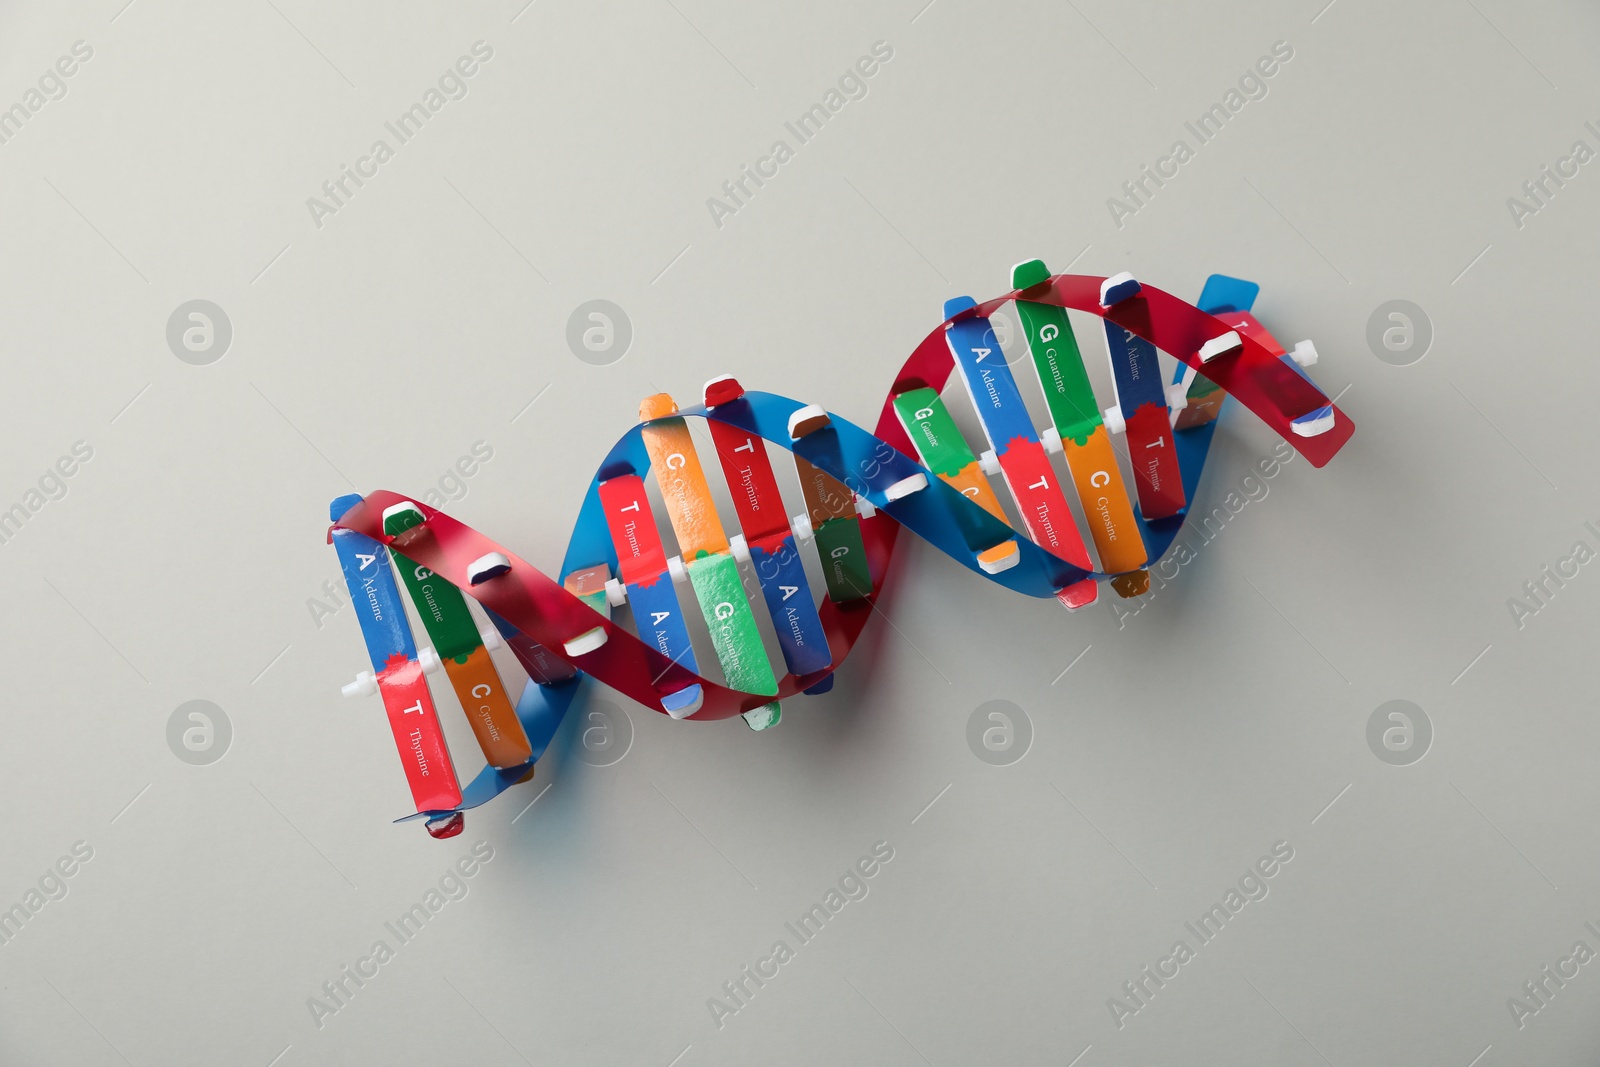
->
[814,516,871,602]
[686,553,781,728]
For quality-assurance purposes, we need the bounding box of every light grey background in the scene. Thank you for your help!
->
[2,0,1597,1064]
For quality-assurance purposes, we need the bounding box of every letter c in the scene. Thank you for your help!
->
[354,955,379,978]
[1156,154,1179,178]
[755,955,779,978]
[666,453,687,470]
[1558,955,1580,978]
[471,683,490,699]
[1556,155,1580,178]
[1156,955,1179,978]
[356,155,379,178]
[755,155,778,178]
[1090,470,1110,487]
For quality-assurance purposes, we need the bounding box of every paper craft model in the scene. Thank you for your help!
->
[327,267,1350,837]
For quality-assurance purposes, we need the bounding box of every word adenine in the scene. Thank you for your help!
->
[706,41,895,230]
[1107,41,1295,229]
[306,42,495,230]
[707,840,895,1029]
[1108,840,1295,1030]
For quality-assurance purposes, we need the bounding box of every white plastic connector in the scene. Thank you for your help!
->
[466,551,511,586]
[1291,408,1337,438]
[667,555,687,584]
[479,625,503,651]
[1290,339,1319,367]
[1102,406,1126,435]
[884,473,927,501]
[661,684,704,719]
[854,495,877,520]
[1198,330,1243,364]
[419,647,443,675]
[728,534,750,563]
[703,374,739,404]
[604,578,628,607]
[562,626,608,657]
[787,404,830,439]
[977,542,1021,575]
[1040,426,1064,455]
[1099,271,1142,307]
[381,499,426,529]
[342,671,377,698]
[978,449,1000,476]
[1165,383,1190,412]
[791,513,814,542]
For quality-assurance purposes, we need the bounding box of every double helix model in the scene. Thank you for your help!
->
[328,262,1353,837]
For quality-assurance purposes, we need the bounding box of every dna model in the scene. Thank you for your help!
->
[328,262,1353,838]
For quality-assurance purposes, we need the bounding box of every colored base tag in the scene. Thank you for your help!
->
[1104,319,1187,520]
[748,532,833,677]
[376,658,463,814]
[442,646,532,768]
[626,572,700,692]
[685,553,780,726]
[813,515,872,602]
[1062,428,1149,578]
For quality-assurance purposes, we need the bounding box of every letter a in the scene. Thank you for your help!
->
[307,996,339,1029]
[307,196,339,229]
[707,996,739,1029]
[707,197,739,229]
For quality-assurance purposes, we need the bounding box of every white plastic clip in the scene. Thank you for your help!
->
[466,552,511,586]
[791,513,814,542]
[1040,426,1064,455]
[1103,406,1126,435]
[667,555,688,585]
[884,473,927,501]
[1198,330,1243,364]
[562,626,608,657]
[604,578,628,607]
[418,647,443,675]
[978,449,1000,476]
[728,534,751,563]
[661,684,704,719]
[1290,339,1319,367]
[342,671,377,698]
[1099,272,1142,307]
[479,625,503,651]
[787,404,830,440]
